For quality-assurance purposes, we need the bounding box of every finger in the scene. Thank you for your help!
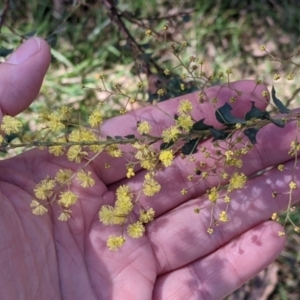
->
[153,221,285,300]
[148,157,297,274]
[96,80,268,184]
[0,37,51,119]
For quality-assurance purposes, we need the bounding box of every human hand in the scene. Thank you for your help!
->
[0,38,296,299]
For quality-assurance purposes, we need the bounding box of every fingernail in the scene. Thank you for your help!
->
[7,37,41,64]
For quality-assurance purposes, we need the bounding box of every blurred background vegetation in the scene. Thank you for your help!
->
[1,0,300,298]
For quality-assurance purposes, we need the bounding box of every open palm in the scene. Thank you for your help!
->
[1,38,296,300]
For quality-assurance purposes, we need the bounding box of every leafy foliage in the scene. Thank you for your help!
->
[271,86,291,113]
[216,103,245,125]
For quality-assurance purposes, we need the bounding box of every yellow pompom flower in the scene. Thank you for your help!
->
[99,205,116,225]
[219,211,229,222]
[49,137,66,157]
[287,73,294,81]
[99,205,127,225]
[107,235,126,251]
[106,145,122,158]
[161,126,181,143]
[145,29,152,36]
[277,164,284,171]
[137,121,152,135]
[59,106,73,120]
[140,152,158,170]
[260,45,266,51]
[0,115,22,134]
[67,145,88,163]
[176,114,193,131]
[273,73,280,80]
[30,200,48,215]
[224,195,231,203]
[139,208,155,223]
[70,128,103,153]
[143,178,161,196]
[201,171,208,179]
[221,172,229,179]
[115,185,134,215]
[69,128,97,142]
[55,169,73,185]
[58,191,78,208]
[181,189,187,195]
[38,107,52,122]
[58,210,71,221]
[228,172,247,192]
[159,149,174,167]
[164,68,170,75]
[207,228,214,234]
[126,166,135,178]
[127,221,145,238]
[289,181,297,190]
[271,213,279,221]
[49,145,65,157]
[116,185,133,202]
[289,141,300,156]
[34,177,56,200]
[157,89,165,96]
[88,110,103,128]
[178,99,193,114]
[115,197,133,215]
[46,113,65,132]
[133,142,152,160]
[207,187,219,203]
[76,170,95,188]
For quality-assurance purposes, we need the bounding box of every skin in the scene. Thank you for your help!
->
[0,37,298,299]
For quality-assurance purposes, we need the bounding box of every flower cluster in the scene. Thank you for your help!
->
[31,168,95,221]
[99,184,155,250]
[1,37,300,252]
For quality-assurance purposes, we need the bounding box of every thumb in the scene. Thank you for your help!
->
[0,37,51,118]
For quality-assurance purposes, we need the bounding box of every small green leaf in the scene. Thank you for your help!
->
[245,102,270,120]
[133,8,141,17]
[0,48,14,57]
[50,47,73,67]
[182,14,191,22]
[209,128,230,141]
[160,141,174,150]
[181,138,200,155]
[270,118,286,128]
[4,133,18,143]
[141,53,153,63]
[24,30,37,38]
[192,118,213,131]
[107,45,121,57]
[243,127,259,144]
[141,43,151,50]
[271,86,290,113]
[215,103,245,125]
[46,34,57,48]
[124,134,135,139]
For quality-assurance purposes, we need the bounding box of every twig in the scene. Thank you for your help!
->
[286,87,300,108]
[122,8,195,22]
[100,0,163,74]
